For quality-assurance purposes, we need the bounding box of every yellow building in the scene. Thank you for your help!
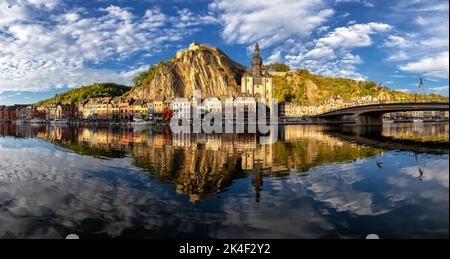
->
[110,98,121,120]
[153,99,164,114]
[130,99,148,119]
[152,99,164,122]
[118,98,132,120]
[81,98,112,120]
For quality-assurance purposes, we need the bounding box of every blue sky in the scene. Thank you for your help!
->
[0,0,448,105]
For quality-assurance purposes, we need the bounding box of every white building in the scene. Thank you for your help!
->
[204,98,222,113]
[172,98,191,120]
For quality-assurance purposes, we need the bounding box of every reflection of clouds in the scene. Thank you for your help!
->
[401,157,449,188]
[419,190,449,203]
[0,139,344,239]
[288,164,390,216]
[0,142,163,238]
[1,139,336,239]
[218,181,335,239]
[286,153,449,218]
[0,136,448,239]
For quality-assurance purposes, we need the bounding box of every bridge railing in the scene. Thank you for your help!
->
[316,97,449,114]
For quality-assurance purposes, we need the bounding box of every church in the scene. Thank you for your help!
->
[240,43,273,104]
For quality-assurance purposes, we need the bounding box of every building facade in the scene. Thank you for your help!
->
[147,102,154,121]
[240,43,273,105]
[55,102,76,120]
[172,98,191,120]
[163,98,174,121]
[130,99,147,119]
[0,106,5,122]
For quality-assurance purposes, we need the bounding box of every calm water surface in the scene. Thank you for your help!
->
[0,123,448,239]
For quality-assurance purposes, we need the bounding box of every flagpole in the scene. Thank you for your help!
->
[416,77,423,102]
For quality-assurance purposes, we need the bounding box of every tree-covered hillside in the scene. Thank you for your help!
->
[272,68,445,104]
[129,61,167,92]
[36,83,130,106]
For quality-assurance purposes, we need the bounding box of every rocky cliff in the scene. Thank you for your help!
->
[128,43,245,99]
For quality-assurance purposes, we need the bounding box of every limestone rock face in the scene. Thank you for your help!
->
[128,45,245,100]
[305,79,319,101]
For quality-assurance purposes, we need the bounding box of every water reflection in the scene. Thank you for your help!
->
[0,123,448,238]
[1,124,388,203]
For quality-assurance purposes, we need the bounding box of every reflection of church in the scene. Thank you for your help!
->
[240,43,273,104]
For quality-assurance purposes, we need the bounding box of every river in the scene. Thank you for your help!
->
[0,122,448,239]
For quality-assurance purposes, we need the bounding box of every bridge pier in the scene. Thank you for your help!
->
[355,113,382,125]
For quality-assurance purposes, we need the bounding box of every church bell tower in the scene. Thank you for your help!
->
[251,43,263,77]
[240,43,273,105]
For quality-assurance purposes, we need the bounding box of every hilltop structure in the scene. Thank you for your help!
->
[129,42,245,100]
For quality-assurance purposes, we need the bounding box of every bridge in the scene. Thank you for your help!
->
[313,99,449,125]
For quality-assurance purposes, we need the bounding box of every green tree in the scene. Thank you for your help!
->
[267,63,291,72]
[36,83,130,106]
[271,68,445,104]
[131,61,167,90]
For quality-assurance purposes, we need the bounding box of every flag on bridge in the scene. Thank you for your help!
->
[418,77,423,88]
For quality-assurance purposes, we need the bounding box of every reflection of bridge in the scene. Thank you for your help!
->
[314,100,449,125]
[326,127,449,155]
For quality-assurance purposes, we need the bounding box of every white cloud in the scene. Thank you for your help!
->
[335,0,375,8]
[318,26,330,33]
[210,0,334,48]
[304,47,336,59]
[0,4,211,93]
[415,16,429,25]
[0,2,29,27]
[383,1,449,80]
[414,2,449,12]
[0,0,62,28]
[421,37,449,48]
[393,0,449,13]
[400,51,449,79]
[428,85,449,95]
[384,35,413,48]
[26,0,61,9]
[266,50,282,64]
[291,52,367,81]
[385,51,409,62]
[313,22,391,50]
[285,22,391,80]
